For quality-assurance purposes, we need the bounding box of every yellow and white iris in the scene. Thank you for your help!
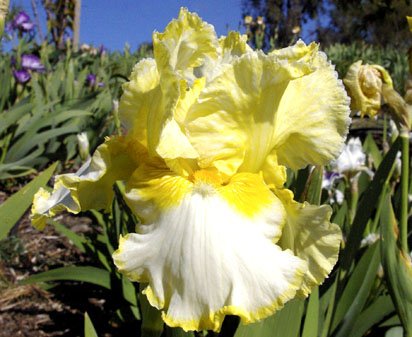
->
[31,8,351,332]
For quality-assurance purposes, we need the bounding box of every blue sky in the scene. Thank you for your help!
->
[12,0,245,51]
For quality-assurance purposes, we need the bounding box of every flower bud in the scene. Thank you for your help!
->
[77,132,90,160]
[344,61,393,118]
[244,15,253,25]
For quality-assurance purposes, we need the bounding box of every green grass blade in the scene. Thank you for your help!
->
[20,266,111,289]
[165,327,194,337]
[84,312,98,337]
[348,295,394,337]
[234,299,304,337]
[0,162,58,240]
[302,287,319,337]
[49,220,86,253]
[6,125,80,161]
[305,166,323,205]
[380,192,412,336]
[385,326,404,337]
[333,242,381,337]
[139,285,164,337]
[122,276,138,306]
[341,137,400,270]
[363,132,383,168]
[0,98,34,134]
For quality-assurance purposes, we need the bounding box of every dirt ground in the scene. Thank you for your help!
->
[0,188,111,337]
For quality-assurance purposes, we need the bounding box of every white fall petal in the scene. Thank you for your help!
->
[113,185,307,332]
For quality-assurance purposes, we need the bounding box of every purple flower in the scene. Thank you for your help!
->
[20,21,35,31]
[13,69,31,84]
[86,74,97,87]
[13,11,30,26]
[12,11,34,32]
[21,54,45,72]
[98,45,106,56]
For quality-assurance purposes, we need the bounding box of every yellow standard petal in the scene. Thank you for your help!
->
[119,58,160,138]
[185,41,350,175]
[219,31,252,59]
[275,188,342,297]
[271,41,351,170]
[153,7,219,78]
[114,168,307,332]
[120,8,220,162]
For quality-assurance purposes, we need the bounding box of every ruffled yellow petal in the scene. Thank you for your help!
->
[260,151,287,189]
[121,9,219,162]
[185,41,349,175]
[272,42,351,170]
[148,8,219,162]
[186,51,281,176]
[31,187,64,230]
[219,31,252,58]
[153,7,219,79]
[30,137,138,229]
[119,58,160,138]
[114,169,306,332]
[276,188,342,297]
[344,60,393,118]
[120,65,200,167]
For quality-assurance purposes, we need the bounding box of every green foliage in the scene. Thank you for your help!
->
[235,299,304,337]
[0,161,57,239]
[0,38,146,180]
[380,192,412,336]
[340,137,401,269]
[84,312,99,337]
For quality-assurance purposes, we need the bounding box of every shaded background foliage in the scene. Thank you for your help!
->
[242,0,412,49]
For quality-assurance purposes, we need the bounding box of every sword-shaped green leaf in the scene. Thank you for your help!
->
[380,193,412,336]
[0,162,58,239]
[84,312,98,337]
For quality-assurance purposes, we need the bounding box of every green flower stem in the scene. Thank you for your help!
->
[400,129,410,254]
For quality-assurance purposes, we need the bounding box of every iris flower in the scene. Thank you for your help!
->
[331,138,366,174]
[13,69,31,84]
[21,54,45,72]
[12,11,34,32]
[31,9,350,332]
